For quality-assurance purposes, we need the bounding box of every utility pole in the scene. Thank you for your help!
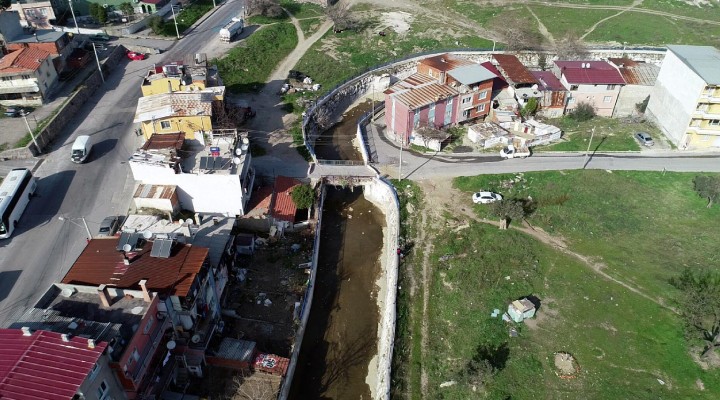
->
[81,216,92,240]
[20,110,40,153]
[68,0,80,34]
[171,5,180,39]
[92,42,105,83]
[583,126,595,169]
[398,134,403,179]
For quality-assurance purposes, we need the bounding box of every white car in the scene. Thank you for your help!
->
[472,191,503,204]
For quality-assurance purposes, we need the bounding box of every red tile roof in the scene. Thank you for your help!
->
[142,132,185,150]
[492,54,539,86]
[62,239,208,297]
[418,53,475,72]
[271,176,301,223]
[0,329,107,400]
[554,61,626,85]
[246,185,273,215]
[531,71,566,91]
[0,48,50,75]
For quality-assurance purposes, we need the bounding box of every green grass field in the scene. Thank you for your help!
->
[157,0,214,36]
[584,13,720,47]
[537,117,661,152]
[527,6,616,38]
[214,23,298,92]
[298,17,324,37]
[402,171,720,399]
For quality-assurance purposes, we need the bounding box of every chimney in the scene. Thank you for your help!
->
[138,279,152,303]
[21,327,31,336]
[168,80,173,93]
[61,333,69,342]
[88,339,95,349]
[97,284,111,308]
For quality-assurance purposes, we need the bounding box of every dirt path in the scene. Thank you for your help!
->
[580,0,645,39]
[526,5,555,45]
[417,203,434,394]
[266,14,333,85]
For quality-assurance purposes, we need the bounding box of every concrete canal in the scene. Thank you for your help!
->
[313,101,374,161]
[289,186,385,399]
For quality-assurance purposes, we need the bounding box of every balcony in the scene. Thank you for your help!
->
[698,93,720,103]
[691,109,720,120]
[131,319,171,383]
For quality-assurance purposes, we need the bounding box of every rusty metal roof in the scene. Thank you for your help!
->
[607,58,659,86]
[386,74,458,109]
[141,132,185,150]
[418,53,475,72]
[0,329,107,400]
[134,184,177,200]
[62,239,208,297]
[271,176,301,223]
[492,54,538,86]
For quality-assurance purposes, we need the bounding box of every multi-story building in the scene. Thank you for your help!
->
[134,90,222,141]
[10,1,56,29]
[646,45,720,149]
[0,46,58,106]
[0,328,123,399]
[552,60,626,117]
[492,54,543,110]
[417,53,496,123]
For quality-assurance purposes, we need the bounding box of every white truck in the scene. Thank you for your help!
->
[219,17,244,42]
[500,143,531,159]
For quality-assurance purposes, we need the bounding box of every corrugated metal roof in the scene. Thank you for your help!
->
[492,54,539,85]
[142,132,185,150]
[531,71,566,91]
[61,239,208,297]
[0,48,50,75]
[667,45,720,85]
[418,53,475,72]
[387,74,459,109]
[447,64,496,86]
[217,338,256,362]
[554,61,626,85]
[271,176,301,223]
[134,184,177,200]
[134,91,214,123]
[384,73,435,95]
[0,329,106,400]
[607,58,660,86]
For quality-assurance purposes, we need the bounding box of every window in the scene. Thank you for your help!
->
[478,90,487,100]
[1,77,11,81]
[477,104,486,113]
[427,70,433,78]
[461,96,472,104]
[143,316,154,334]
[444,98,453,125]
[603,96,612,103]
[89,362,100,382]
[132,348,140,362]
[21,75,30,80]
[606,84,617,90]
[567,97,575,104]
[428,103,435,124]
[710,119,720,126]
[97,381,108,400]
[462,109,471,118]
[570,85,579,91]
[160,121,171,129]
[413,110,420,128]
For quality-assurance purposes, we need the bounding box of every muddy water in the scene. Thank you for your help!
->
[289,187,385,399]
[314,100,375,161]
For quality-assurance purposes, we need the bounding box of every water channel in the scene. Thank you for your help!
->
[313,100,375,161]
[289,186,385,399]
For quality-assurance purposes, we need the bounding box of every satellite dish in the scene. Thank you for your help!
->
[185,218,194,225]
[142,230,153,239]
[235,148,242,156]
[166,340,176,350]
[233,157,241,165]
[122,244,132,252]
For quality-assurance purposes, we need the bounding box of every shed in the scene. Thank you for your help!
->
[133,184,180,214]
[467,123,510,148]
[507,298,536,323]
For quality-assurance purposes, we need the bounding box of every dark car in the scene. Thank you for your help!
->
[97,216,120,237]
[4,107,21,117]
[89,33,111,42]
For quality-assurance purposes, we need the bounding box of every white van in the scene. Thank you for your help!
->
[71,135,92,163]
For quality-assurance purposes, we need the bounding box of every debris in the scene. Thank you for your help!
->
[509,327,518,337]
[657,379,665,385]
[263,299,273,307]
[439,381,456,388]
[290,244,301,252]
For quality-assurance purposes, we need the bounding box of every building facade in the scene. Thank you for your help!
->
[553,61,626,117]
[10,1,57,29]
[646,45,720,149]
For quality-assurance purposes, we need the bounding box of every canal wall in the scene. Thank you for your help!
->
[362,178,400,400]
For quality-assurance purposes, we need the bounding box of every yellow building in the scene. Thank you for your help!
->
[140,54,224,102]
[133,91,217,141]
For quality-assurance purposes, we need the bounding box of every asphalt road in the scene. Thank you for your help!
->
[0,0,249,327]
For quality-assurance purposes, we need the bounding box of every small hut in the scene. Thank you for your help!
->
[507,298,536,323]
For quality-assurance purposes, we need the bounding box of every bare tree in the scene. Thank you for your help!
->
[490,16,544,51]
[226,370,279,400]
[246,0,283,18]
[555,33,590,60]
[326,2,356,31]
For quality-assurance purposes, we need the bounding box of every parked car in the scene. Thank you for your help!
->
[97,216,120,237]
[89,33,111,42]
[472,191,503,204]
[4,107,21,117]
[126,51,147,61]
[635,132,654,147]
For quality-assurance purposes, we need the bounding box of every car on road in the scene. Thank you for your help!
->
[89,33,111,42]
[472,191,503,204]
[4,107,21,117]
[97,216,120,237]
[635,132,654,147]
[126,51,147,61]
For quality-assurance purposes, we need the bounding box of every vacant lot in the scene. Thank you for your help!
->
[393,171,720,399]
[537,117,664,152]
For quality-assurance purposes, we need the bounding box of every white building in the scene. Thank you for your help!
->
[646,45,720,149]
[129,131,255,217]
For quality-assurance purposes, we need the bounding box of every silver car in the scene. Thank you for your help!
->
[97,216,119,237]
[635,132,654,147]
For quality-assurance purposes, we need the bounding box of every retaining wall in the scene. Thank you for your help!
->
[0,45,125,160]
[362,177,400,400]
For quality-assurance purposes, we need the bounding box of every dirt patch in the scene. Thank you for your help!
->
[378,11,414,35]
[554,352,580,378]
[690,347,720,370]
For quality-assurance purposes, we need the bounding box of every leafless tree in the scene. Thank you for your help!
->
[246,0,283,18]
[490,16,544,51]
[555,33,590,60]
[226,370,279,400]
[326,2,356,31]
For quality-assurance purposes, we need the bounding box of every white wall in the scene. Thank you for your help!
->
[646,50,706,148]
[613,85,653,117]
[130,163,247,216]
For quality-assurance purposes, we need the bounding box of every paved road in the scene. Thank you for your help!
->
[0,0,250,327]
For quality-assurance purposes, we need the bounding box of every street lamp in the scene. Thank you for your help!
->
[20,109,40,153]
[58,216,92,241]
[68,0,80,34]
[92,42,105,83]
[170,4,180,39]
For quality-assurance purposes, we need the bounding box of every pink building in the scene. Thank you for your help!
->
[384,73,459,144]
[552,61,626,117]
